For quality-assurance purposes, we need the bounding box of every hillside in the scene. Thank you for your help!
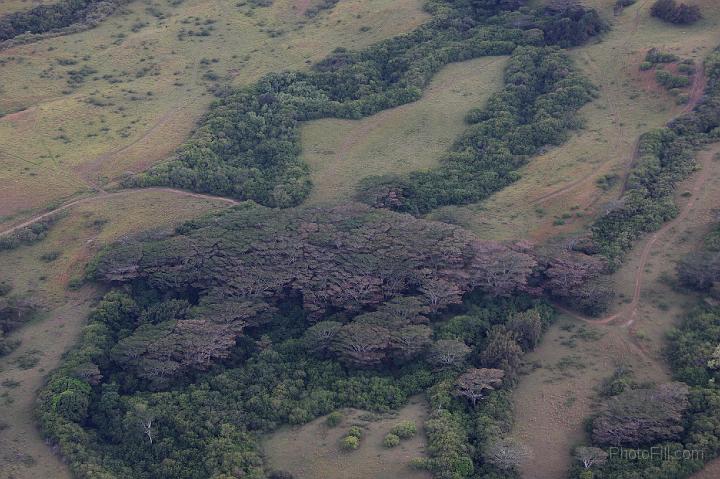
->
[1,1,720,479]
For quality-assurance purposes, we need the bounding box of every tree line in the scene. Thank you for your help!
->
[0,0,127,42]
[587,45,720,269]
[129,0,606,209]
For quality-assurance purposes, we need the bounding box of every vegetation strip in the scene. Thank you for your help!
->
[567,45,720,479]
[0,0,129,45]
[129,0,606,210]
[588,46,720,269]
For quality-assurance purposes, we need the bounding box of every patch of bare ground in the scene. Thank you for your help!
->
[513,143,720,478]
[264,397,431,479]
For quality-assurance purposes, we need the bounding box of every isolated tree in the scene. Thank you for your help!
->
[485,438,531,470]
[428,339,471,369]
[455,368,505,406]
[651,0,702,24]
[575,446,608,469]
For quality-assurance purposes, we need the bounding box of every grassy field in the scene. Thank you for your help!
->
[0,0,428,221]
[302,56,508,204]
[264,397,431,479]
[3,0,720,478]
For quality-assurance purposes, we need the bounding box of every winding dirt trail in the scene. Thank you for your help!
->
[0,188,239,238]
[565,143,717,328]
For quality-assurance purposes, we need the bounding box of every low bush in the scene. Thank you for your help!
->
[341,435,360,451]
[383,433,401,448]
[390,420,417,439]
[326,411,343,427]
[651,0,702,25]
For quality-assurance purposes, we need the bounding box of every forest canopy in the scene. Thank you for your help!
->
[39,202,562,478]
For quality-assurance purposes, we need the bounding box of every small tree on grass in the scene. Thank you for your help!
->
[326,411,343,427]
[341,435,359,451]
[383,433,400,448]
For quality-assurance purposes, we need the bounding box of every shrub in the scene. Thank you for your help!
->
[341,435,360,451]
[347,426,363,439]
[325,411,342,427]
[390,420,417,439]
[651,0,702,25]
[383,433,401,448]
[40,251,61,262]
[645,48,679,64]
[639,61,653,71]
[656,69,691,89]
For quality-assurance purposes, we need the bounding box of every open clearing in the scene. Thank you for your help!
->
[302,56,508,204]
[264,397,431,479]
[0,0,428,221]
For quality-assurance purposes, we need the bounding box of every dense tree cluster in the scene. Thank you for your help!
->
[591,382,689,447]
[571,306,720,478]
[650,0,702,25]
[589,45,720,268]
[38,266,554,479]
[130,0,605,208]
[0,0,126,42]
[677,218,720,293]
[86,203,542,383]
